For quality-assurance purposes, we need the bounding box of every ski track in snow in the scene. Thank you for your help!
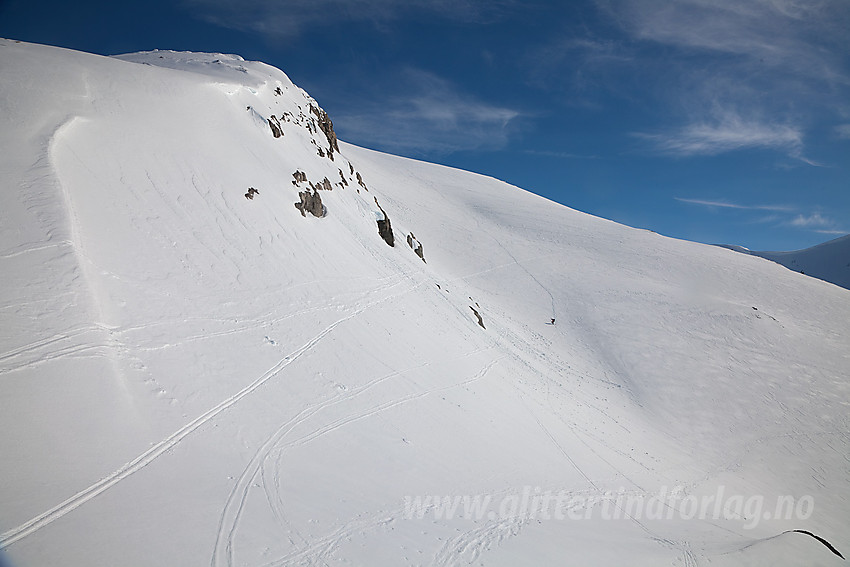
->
[488,235,557,320]
[441,243,712,564]
[0,324,101,363]
[213,357,501,567]
[3,272,411,361]
[492,321,721,565]
[0,278,423,549]
[430,517,525,567]
[0,232,539,552]
[0,239,73,260]
[211,364,432,567]
[0,323,119,375]
[255,510,402,567]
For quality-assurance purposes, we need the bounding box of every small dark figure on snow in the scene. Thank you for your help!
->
[244,187,259,200]
[550,318,556,325]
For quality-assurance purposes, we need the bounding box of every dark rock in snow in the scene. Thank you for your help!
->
[244,187,259,200]
[267,115,283,138]
[469,306,485,329]
[309,104,339,160]
[294,189,324,218]
[309,177,333,191]
[374,197,394,247]
[406,233,425,262]
[292,170,307,185]
[787,530,845,559]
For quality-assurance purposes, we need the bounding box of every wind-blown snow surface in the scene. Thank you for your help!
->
[1,40,848,566]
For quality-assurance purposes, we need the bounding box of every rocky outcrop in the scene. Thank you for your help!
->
[356,172,368,190]
[295,189,324,218]
[293,172,332,190]
[374,197,394,247]
[406,233,425,262]
[469,306,485,329]
[309,104,339,160]
[267,115,283,138]
[786,530,845,559]
[292,172,332,217]
[312,177,333,192]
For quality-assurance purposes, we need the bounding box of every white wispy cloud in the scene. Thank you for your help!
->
[334,69,522,154]
[638,113,803,157]
[675,198,794,212]
[184,0,518,37]
[788,213,846,234]
[524,35,635,98]
[790,212,832,228]
[679,198,846,234]
[601,0,849,81]
[601,0,850,161]
[522,149,599,159]
[835,124,850,139]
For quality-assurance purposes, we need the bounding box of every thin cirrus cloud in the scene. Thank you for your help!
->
[602,0,846,71]
[600,0,850,86]
[181,0,523,154]
[334,69,522,155]
[789,213,845,234]
[183,0,518,37]
[636,115,804,158]
[602,0,850,161]
[675,198,795,212]
[677,198,845,234]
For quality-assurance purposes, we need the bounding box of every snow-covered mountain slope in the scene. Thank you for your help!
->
[1,40,848,567]
[722,236,850,291]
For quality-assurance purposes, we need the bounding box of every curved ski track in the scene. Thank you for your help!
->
[0,278,422,549]
[212,358,501,567]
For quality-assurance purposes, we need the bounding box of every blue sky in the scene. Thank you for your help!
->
[2,0,848,251]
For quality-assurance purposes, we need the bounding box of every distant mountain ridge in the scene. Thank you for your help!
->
[720,234,850,290]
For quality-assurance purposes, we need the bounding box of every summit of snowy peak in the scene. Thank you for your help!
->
[113,49,295,89]
[113,47,347,178]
